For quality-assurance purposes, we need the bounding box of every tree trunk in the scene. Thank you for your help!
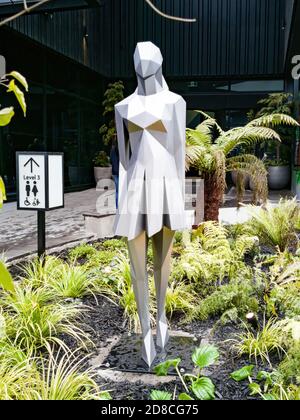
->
[204,172,224,222]
[276,143,280,162]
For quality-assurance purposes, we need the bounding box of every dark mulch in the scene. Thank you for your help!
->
[69,295,271,401]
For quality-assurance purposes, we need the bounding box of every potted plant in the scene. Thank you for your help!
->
[93,151,112,183]
[250,93,296,190]
[99,81,124,146]
[265,159,291,190]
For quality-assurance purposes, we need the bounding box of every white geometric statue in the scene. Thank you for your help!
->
[114,41,187,367]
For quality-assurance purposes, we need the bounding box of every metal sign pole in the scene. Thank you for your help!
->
[37,210,46,259]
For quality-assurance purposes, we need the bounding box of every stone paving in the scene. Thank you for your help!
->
[0,189,103,260]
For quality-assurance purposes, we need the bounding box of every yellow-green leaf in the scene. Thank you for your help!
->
[154,358,181,376]
[191,377,215,400]
[230,365,255,382]
[7,79,27,116]
[8,71,29,92]
[0,176,6,208]
[178,393,194,400]
[0,261,15,294]
[0,313,6,340]
[150,390,172,400]
[0,107,15,126]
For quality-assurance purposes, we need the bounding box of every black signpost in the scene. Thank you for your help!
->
[16,152,64,259]
[37,211,46,259]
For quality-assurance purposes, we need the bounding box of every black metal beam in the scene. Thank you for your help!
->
[86,0,103,6]
[0,0,103,16]
[285,0,300,72]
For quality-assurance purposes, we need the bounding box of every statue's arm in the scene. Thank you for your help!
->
[115,104,130,210]
[174,97,186,199]
[115,105,128,170]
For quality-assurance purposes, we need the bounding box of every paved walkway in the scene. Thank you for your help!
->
[0,188,295,261]
[220,187,293,224]
[0,189,103,261]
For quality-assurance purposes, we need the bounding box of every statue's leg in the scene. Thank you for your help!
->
[128,232,156,367]
[152,227,175,350]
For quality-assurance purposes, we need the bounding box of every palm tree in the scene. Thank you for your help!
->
[186,111,299,221]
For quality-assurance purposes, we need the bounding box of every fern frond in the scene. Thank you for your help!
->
[195,111,224,137]
[248,113,299,128]
[245,198,300,251]
[186,129,216,172]
[277,262,300,286]
[185,129,212,171]
[233,235,258,259]
[226,154,268,204]
[185,138,203,172]
[217,126,281,156]
[195,222,232,260]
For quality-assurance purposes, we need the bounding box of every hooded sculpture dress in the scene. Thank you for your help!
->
[114,85,187,241]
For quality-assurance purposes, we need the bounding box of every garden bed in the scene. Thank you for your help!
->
[73,294,270,400]
[1,198,300,400]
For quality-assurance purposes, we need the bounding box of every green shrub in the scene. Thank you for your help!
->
[230,318,286,365]
[278,342,300,385]
[267,283,300,317]
[46,264,98,299]
[187,278,259,323]
[69,244,97,261]
[1,284,89,352]
[85,250,117,268]
[93,151,110,167]
[165,281,195,318]
[0,340,32,368]
[246,198,300,251]
[0,358,34,400]
[173,222,257,295]
[21,257,64,288]
[25,350,111,400]
[0,346,111,400]
[101,239,127,251]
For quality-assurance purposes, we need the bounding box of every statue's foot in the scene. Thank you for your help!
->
[156,317,169,350]
[142,330,156,367]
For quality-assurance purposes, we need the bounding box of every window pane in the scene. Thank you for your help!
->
[231,80,284,92]
[169,80,229,93]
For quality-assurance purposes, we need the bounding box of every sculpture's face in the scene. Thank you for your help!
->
[134,42,163,79]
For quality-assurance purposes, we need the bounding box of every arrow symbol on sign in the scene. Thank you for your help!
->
[24,157,40,173]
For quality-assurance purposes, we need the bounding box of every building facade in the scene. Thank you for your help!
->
[0,0,299,197]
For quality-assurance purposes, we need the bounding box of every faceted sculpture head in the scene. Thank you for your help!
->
[134,42,163,79]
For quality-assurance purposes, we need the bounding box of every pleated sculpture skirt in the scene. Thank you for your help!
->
[114,134,187,241]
